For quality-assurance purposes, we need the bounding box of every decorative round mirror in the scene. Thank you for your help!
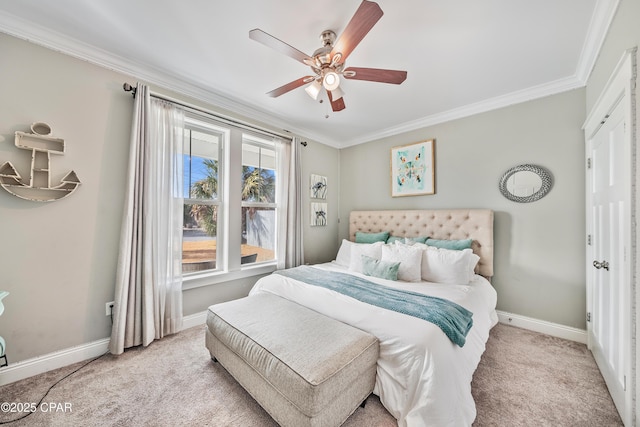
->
[499,164,553,203]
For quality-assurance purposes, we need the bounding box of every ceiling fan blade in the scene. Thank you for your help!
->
[249,29,312,64]
[266,76,315,97]
[343,67,407,84]
[330,0,383,62]
[327,90,346,112]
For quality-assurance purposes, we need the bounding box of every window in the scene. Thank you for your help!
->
[241,137,277,265]
[181,122,224,274]
[180,114,281,286]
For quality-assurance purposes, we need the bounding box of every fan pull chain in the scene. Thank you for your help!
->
[322,94,330,119]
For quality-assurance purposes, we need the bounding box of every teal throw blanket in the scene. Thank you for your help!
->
[274,266,473,347]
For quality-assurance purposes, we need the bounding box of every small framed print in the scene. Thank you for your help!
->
[310,174,327,199]
[310,202,327,226]
[390,139,435,197]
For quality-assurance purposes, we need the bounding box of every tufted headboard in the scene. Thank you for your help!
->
[349,209,494,278]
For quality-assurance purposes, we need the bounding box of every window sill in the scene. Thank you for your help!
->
[182,263,277,290]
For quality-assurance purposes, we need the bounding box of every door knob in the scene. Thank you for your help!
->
[593,260,610,270]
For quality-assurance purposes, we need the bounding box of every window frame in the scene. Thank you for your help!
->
[181,115,279,290]
[241,135,278,266]
[181,120,225,275]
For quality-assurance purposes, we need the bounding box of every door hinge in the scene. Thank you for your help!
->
[587,157,592,169]
[623,375,626,391]
[587,234,592,246]
[587,312,591,322]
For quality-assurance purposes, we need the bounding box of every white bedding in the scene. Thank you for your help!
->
[249,262,498,427]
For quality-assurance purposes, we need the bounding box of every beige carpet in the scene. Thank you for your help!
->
[0,323,622,426]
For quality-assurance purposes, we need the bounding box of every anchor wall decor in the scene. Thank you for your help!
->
[0,122,81,202]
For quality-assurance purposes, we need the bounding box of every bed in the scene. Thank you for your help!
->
[249,209,498,427]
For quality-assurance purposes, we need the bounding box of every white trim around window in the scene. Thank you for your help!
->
[180,112,283,289]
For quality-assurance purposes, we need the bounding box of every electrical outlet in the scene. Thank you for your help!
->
[105,301,115,316]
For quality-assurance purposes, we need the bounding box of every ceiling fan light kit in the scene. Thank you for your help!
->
[322,71,340,91]
[249,0,407,112]
[305,80,322,100]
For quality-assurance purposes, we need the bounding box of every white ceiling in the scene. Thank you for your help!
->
[0,0,616,148]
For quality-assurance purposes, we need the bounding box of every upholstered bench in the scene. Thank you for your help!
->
[205,293,379,427]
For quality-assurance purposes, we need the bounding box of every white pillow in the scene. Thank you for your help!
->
[468,253,481,277]
[411,243,476,284]
[348,241,384,273]
[383,243,423,282]
[335,239,354,267]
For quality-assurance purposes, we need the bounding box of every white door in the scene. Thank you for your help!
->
[586,97,631,425]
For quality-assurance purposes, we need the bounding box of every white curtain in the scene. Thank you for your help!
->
[276,137,304,269]
[110,84,184,355]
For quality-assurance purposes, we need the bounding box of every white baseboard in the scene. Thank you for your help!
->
[0,311,208,387]
[0,338,110,387]
[496,310,587,344]
[182,310,207,329]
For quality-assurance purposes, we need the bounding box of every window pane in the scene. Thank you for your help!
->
[183,203,218,273]
[241,139,277,266]
[183,129,220,200]
[241,143,276,203]
[182,126,222,274]
[242,206,275,264]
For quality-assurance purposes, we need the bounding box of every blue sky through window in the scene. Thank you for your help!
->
[184,155,215,198]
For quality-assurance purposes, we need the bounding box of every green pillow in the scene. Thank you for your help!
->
[361,255,400,280]
[386,236,404,244]
[425,238,473,250]
[407,236,428,244]
[355,231,390,244]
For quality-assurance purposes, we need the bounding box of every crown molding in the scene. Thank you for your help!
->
[340,74,584,148]
[575,0,621,83]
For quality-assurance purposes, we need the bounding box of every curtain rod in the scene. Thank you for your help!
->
[122,83,304,144]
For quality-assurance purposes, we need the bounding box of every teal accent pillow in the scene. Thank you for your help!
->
[361,255,400,281]
[425,238,473,250]
[407,236,428,244]
[355,231,390,244]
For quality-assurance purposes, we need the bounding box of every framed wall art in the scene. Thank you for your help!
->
[310,174,327,199]
[310,202,327,226]
[390,139,435,197]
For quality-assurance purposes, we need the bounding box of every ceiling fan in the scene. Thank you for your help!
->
[249,0,407,112]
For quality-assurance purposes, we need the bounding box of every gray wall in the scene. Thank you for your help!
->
[0,34,131,363]
[300,139,341,264]
[339,89,587,329]
[0,34,340,363]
